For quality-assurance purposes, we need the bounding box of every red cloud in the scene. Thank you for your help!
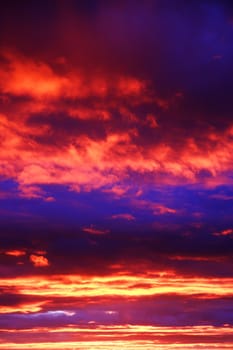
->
[153,205,177,215]
[83,226,110,235]
[214,229,233,237]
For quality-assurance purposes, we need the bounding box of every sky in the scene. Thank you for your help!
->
[0,0,233,349]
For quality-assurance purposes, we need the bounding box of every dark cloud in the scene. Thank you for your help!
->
[0,294,233,329]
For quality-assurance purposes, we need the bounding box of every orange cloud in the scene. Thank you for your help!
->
[2,114,233,200]
[1,51,233,201]
[29,255,49,267]
[0,51,149,101]
[5,250,26,257]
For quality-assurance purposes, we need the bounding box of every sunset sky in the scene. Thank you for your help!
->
[0,0,233,349]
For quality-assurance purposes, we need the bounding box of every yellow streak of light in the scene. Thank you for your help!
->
[0,324,232,336]
[0,273,232,306]
[0,340,232,350]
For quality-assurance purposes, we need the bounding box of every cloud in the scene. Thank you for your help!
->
[2,109,233,200]
[152,205,177,215]
[83,226,110,235]
[1,47,233,202]
[0,323,232,349]
[29,254,49,267]
[0,51,148,100]
[214,229,233,237]
[4,250,26,257]
[111,214,135,221]
[131,199,177,215]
